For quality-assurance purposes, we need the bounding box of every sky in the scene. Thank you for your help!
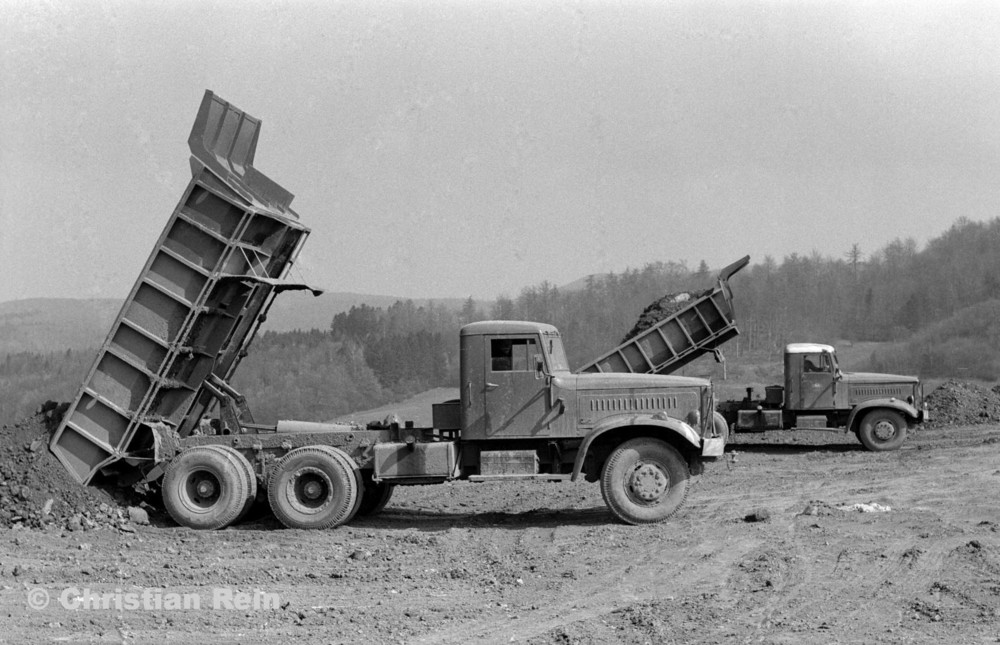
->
[2,1,1000,302]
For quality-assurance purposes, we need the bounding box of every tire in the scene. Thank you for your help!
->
[858,409,908,451]
[347,463,364,523]
[712,411,730,443]
[203,445,257,522]
[267,446,359,529]
[600,438,690,525]
[162,446,249,530]
[355,471,395,517]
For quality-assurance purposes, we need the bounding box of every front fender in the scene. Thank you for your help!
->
[570,413,702,482]
[847,398,921,433]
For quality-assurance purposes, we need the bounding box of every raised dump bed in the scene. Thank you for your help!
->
[50,91,318,485]
[577,256,749,376]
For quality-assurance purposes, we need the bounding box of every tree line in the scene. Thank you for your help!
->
[4,216,1000,427]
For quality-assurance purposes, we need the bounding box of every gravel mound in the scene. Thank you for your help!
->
[0,401,145,530]
[924,379,1000,427]
[622,288,711,343]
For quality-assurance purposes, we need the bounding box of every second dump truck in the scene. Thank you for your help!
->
[50,91,729,530]
[717,343,928,451]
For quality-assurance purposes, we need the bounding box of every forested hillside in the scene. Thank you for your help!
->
[3,217,1000,426]
[0,351,93,426]
[735,218,1000,348]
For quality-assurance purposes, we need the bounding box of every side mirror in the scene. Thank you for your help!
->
[835,368,843,381]
[535,355,548,380]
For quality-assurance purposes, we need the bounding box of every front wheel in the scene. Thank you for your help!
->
[858,409,908,451]
[600,438,690,525]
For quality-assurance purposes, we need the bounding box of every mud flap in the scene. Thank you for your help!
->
[701,436,725,458]
[143,423,182,484]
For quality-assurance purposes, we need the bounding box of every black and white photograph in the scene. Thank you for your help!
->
[2,1,1000,643]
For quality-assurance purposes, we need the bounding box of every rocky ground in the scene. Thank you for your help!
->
[1,385,1000,643]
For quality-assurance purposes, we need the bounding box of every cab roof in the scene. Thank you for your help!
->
[461,321,560,336]
[785,343,835,354]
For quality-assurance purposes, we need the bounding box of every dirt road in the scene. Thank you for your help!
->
[2,422,1000,644]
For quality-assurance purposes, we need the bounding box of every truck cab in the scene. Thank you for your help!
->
[786,343,841,410]
[455,319,720,461]
[784,343,925,421]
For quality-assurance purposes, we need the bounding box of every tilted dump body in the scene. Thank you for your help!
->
[50,91,317,484]
[577,256,749,376]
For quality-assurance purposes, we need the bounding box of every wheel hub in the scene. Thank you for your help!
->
[290,468,332,510]
[302,480,324,500]
[195,478,216,498]
[873,420,896,441]
[184,470,222,510]
[629,462,668,501]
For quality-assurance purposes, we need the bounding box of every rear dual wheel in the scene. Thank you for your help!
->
[268,446,360,529]
[162,446,256,530]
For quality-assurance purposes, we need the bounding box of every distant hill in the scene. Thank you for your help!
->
[0,292,470,356]
[0,298,122,354]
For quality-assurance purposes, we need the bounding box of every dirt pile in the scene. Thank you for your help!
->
[924,379,1000,426]
[622,288,711,342]
[0,401,145,530]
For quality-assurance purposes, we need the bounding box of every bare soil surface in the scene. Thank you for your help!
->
[1,418,999,644]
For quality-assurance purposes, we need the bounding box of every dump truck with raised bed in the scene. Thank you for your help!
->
[717,343,929,451]
[50,91,725,530]
[572,260,927,451]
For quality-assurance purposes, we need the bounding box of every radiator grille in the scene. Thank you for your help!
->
[589,396,679,413]
[852,386,908,399]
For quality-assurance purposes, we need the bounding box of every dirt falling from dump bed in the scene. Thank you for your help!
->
[622,288,711,343]
[0,401,145,531]
[924,379,1000,427]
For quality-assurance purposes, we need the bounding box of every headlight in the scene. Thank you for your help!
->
[686,409,701,427]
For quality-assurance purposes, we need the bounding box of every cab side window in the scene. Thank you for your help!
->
[803,353,829,373]
[491,338,537,372]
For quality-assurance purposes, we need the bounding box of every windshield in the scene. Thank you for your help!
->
[543,332,570,371]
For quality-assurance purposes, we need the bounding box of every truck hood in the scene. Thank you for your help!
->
[555,372,711,391]
[842,372,919,385]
